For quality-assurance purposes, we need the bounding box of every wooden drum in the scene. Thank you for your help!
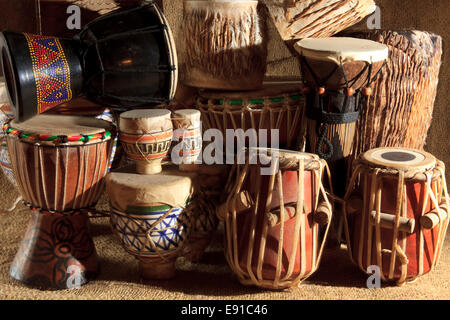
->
[343,147,449,285]
[217,148,333,289]
[4,114,115,289]
[196,83,306,152]
[119,109,173,175]
[182,0,267,90]
[107,166,194,280]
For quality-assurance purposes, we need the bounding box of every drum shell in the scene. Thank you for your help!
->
[6,136,113,212]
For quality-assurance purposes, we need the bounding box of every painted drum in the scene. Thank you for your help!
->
[343,147,450,285]
[106,166,194,280]
[119,109,173,175]
[217,148,333,289]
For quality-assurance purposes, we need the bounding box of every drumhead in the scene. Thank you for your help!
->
[172,109,201,121]
[361,147,436,171]
[295,37,388,64]
[9,114,112,136]
[244,147,319,166]
[119,109,172,134]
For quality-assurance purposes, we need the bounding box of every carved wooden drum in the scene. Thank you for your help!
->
[343,147,449,285]
[119,109,173,175]
[4,114,116,289]
[217,148,333,289]
[107,166,193,280]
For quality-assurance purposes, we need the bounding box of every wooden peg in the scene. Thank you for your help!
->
[314,200,332,225]
[370,211,415,234]
[420,202,448,229]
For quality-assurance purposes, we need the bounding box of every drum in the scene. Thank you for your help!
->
[343,147,449,285]
[347,30,443,153]
[107,166,194,280]
[196,83,306,153]
[171,109,202,171]
[0,81,15,186]
[264,0,376,40]
[181,0,267,90]
[217,148,333,289]
[119,109,173,175]
[0,3,177,121]
[295,37,388,195]
[5,114,116,289]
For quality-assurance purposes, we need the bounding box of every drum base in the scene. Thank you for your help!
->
[139,255,177,280]
[10,210,99,290]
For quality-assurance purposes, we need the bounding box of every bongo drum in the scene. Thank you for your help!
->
[4,114,116,289]
[196,83,306,153]
[119,109,173,175]
[182,0,267,90]
[0,3,177,121]
[295,37,388,195]
[217,148,333,289]
[343,147,449,285]
[171,109,202,171]
[107,166,194,280]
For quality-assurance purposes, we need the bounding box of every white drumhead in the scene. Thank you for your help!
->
[119,109,172,134]
[295,37,388,64]
[362,147,436,171]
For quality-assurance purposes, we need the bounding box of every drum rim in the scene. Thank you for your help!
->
[242,147,320,165]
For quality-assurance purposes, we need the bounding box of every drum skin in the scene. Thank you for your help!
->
[235,169,317,280]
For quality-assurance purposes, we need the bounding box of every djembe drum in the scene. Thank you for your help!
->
[4,114,115,289]
[107,166,194,280]
[196,83,306,153]
[217,148,333,289]
[343,147,449,285]
[0,3,177,121]
[182,0,267,90]
[119,109,173,175]
[295,37,388,195]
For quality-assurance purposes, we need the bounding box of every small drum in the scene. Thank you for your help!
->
[343,147,449,285]
[0,3,177,121]
[196,83,306,152]
[119,109,173,175]
[182,0,267,90]
[171,109,202,171]
[295,37,388,194]
[107,166,194,280]
[217,148,333,289]
[5,114,116,289]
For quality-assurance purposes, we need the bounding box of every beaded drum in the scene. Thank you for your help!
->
[4,114,116,289]
[107,166,194,280]
[295,37,388,195]
[343,147,449,285]
[119,109,173,175]
[217,148,333,289]
[196,83,306,153]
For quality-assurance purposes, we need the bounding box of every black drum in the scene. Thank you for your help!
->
[0,3,177,121]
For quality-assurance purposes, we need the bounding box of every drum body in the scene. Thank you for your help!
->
[119,109,173,175]
[196,84,306,153]
[0,103,15,186]
[107,166,193,280]
[182,0,267,90]
[344,148,449,285]
[0,3,177,121]
[217,148,332,289]
[5,114,115,289]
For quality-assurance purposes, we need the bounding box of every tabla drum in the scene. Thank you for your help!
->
[5,114,116,289]
[216,148,333,289]
[196,83,306,153]
[171,109,202,171]
[0,102,15,186]
[343,147,449,285]
[0,3,177,121]
[294,37,388,195]
[106,166,194,280]
[181,0,267,90]
[119,109,173,175]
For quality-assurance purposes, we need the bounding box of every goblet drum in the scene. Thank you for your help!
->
[4,114,116,289]
[217,148,333,289]
[294,37,388,195]
[343,147,449,285]
[107,166,194,280]
[119,109,173,175]
[0,3,177,121]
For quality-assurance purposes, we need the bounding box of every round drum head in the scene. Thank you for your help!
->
[361,147,436,171]
[245,147,319,167]
[9,114,112,136]
[295,37,388,64]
